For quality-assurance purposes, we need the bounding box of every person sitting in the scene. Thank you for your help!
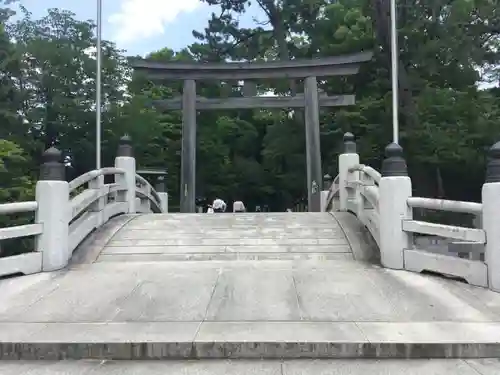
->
[212,198,227,213]
[233,200,246,213]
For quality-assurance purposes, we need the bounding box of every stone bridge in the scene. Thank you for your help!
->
[0,135,500,374]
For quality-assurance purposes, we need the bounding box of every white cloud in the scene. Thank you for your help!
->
[109,0,201,44]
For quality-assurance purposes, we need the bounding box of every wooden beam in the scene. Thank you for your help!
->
[180,79,196,213]
[136,169,167,175]
[243,81,257,97]
[130,52,373,80]
[152,95,355,110]
[138,65,359,80]
[304,76,322,213]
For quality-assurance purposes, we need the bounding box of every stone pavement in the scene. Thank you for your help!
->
[96,212,354,262]
[1,359,500,374]
[1,213,500,360]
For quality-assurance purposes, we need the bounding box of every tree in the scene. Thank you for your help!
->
[7,7,130,175]
[187,0,500,205]
[0,0,499,221]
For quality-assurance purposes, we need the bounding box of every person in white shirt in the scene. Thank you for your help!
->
[233,200,245,212]
[212,198,227,212]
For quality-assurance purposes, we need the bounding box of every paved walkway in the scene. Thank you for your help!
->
[1,213,500,360]
[96,212,354,262]
[1,359,500,374]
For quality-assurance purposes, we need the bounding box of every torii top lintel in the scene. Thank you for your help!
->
[130,51,373,81]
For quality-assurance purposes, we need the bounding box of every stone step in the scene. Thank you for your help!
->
[118,229,345,237]
[1,321,500,360]
[102,244,350,253]
[113,233,346,240]
[134,214,334,219]
[106,238,348,246]
[0,358,498,374]
[96,252,353,262]
[131,214,337,226]
[144,213,333,218]
[127,225,340,233]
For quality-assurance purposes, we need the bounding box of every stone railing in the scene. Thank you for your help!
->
[324,132,500,293]
[322,133,381,246]
[0,135,168,278]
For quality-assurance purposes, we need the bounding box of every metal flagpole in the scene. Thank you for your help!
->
[390,0,399,144]
[96,0,102,169]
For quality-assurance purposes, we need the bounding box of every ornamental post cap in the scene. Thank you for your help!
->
[40,146,65,181]
[343,132,354,142]
[343,132,356,153]
[117,134,133,157]
[385,142,403,158]
[119,134,132,144]
[42,146,62,163]
[489,141,500,159]
[381,142,407,177]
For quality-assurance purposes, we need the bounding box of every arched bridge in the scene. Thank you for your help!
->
[1,135,500,373]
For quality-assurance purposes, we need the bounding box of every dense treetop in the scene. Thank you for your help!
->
[0,0,499,219]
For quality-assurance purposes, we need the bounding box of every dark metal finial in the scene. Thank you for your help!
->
[343,132,356,153]
[323,174,332,190]
[39,146,65,181]
[155,175,166,192]
[381,143,408,177]
[486,141,500,183]
[117,134,133,157]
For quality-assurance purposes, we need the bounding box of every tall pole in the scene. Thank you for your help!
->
[390,0,399,144]
[96,0,102,169]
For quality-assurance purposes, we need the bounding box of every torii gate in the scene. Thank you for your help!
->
[130,52,373,213]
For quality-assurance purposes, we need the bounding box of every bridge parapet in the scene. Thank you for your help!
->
[324,133,500,292]
[0,135,167,278]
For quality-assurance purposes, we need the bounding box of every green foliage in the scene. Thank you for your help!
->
[0,140,34,202]
[0,0,499,246]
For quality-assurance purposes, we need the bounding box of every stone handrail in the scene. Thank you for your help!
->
[406,197,482,214]
[67,168,129,254]
[0,201,38,214]
[324,174,340,210]
[0,135,168,279]
[0,201,42,278]
[344,162,381,247]
[328,132,500,293]
[349,164,381,184]
[401,196,487,287]
[135,173,162,213]
[69,167,125,192]
[404,197,484,252]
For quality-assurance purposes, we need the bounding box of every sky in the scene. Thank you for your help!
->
[16,0,264,56]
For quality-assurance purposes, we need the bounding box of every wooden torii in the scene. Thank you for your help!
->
[130,51,373,213]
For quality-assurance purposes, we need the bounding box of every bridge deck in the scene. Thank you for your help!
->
[96,212,353,262]
[1,213,500,360]
[1,359,499,374]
